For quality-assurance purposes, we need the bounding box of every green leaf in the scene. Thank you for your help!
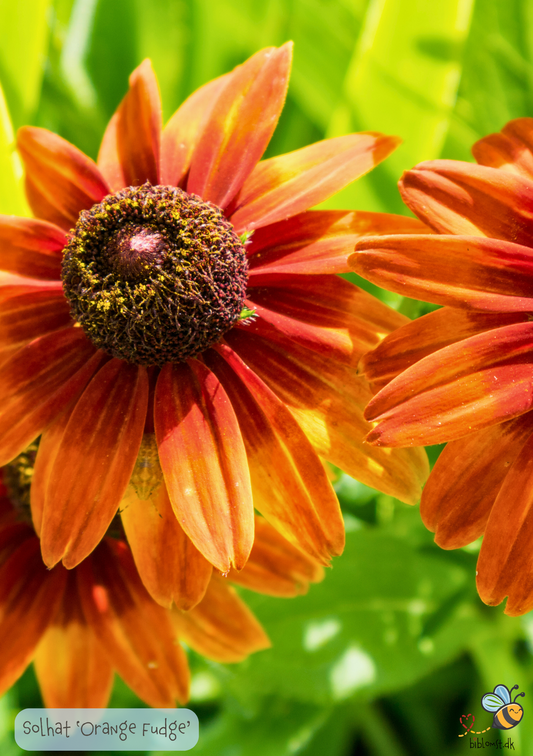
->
[0,0,52,127]
[0,81,29,215]
[324,0,475,213]
[212,530,483,707]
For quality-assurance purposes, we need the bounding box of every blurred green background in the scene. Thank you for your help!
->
[1,0,533,754]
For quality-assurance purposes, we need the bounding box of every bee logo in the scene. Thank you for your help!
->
[481,684,525,730]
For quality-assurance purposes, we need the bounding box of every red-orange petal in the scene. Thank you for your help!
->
[78,540,189,706]
[120,470,213,610]
[0,328,102,466]
[365,321,533,447]
[171,574,270,663]
[472,118,533,179]
[476,430,533,615]
[421,413,533,549]
[205,345,344,563]
[0,538,67,696]
[160,73,232,187]
[98,60,162,190]
[399,160,533,246]
[228,516,324,597]
[229,132,401,233]
[0,216,65,280]
[17,127,110,232]
[187,44,292,208]
[224,328,428,504]
[155,361,254,573]
[360,309,529,388]
[39,359,148,568]
[34,571,114,707]
[352,234,533,311]
[246,274,407,366]
[0,286,71,349]
[247,210,428,281]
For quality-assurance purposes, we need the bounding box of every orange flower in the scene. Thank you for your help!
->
[350,118,533,616]
[0,455,324,706]
[0,45,427,598]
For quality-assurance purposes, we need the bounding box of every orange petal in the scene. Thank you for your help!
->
[352,234,533,311]
[248,209,428,281]
[155,360,254,573]
[0,215,65,280]
[476,430,533,615]
[78,540,189,706]
[39,359,148,568]
[399,159,533,246]
[421,413,533,549]
[0,286,71,349]
[472,118,533,179]
[0,328,102,466]
[171,574,270,663]
[120,461,213,610]
[206,344,344,563]
[17,127,110,232]
[246,274,408,366]
[228,516,324,597]
[365,321,533,447]
[161,73,232,187]
[187,44,292,208]
[0,538,67,696]
[360,309,529,388]
[229,132,401,233]
[98,60,162,190]
[34,572,114,707]
[224,329,429,504]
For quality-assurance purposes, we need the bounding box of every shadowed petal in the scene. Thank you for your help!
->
[0,286,71,349]
[17,127,110,231]
[0,216,65,280]
[155,361,253,573]
[247,210,428,281]
[421,414,533,549]
[171,574,270,663]
[473,118,533,179]
[229,133,401,233]
[225,329,429,504]
[0,329,103,466]
[98,60,162,189]
[205,345,344,563]
[365,321,533,447]
[39,359,148,568]
[351,234,533,311]
[34,572,114,707]
[399,160,533,246]
[228,516,324,597]
[78,540,189,706]
[121,469,212,610]
[246,274,408,366]
[0,538,67,696]
[360,309,529,388]
[187,44,292,208]
[161,73,231,187]
[476,431,533,615]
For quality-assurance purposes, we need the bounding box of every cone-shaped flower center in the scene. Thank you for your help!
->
[62,183,249,366]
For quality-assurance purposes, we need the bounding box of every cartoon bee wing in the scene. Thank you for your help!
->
[494,685,511,704]
[482,693,505,712]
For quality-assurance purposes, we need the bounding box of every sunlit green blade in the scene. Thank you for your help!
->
[0,81,29,215]
[325,0,474,213]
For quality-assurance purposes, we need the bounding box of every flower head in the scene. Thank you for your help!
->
[0,45,428,598]
[0,447,325,706]
[350,117,533,616]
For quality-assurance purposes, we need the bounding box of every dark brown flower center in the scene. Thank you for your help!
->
[61,183,249,366]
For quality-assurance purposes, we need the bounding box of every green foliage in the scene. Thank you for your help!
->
[2,1,533,755]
